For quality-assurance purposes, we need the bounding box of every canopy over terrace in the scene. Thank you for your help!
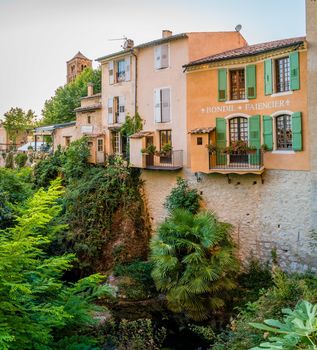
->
[34,121,76,151]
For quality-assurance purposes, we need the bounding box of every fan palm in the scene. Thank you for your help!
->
[150,209,239,321]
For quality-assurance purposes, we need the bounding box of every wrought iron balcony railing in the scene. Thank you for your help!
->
[144,150,183,170]
[209,149,264,171]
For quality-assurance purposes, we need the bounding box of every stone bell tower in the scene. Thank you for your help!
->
[66,51,92,83]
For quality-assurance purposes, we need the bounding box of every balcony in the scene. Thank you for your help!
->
[143,150,183,170]
[209,150,264,175]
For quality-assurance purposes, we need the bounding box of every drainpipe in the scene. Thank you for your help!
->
[131,49,138,116]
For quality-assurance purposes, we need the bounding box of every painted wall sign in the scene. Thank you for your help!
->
[201,99,291,114]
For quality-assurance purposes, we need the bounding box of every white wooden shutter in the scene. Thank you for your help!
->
[108,97,114,124]
[160,44,169,68]
[154,47,162,69]
[108,61,114,85]
[118,96,126,123]
[125,56,131,81]
[162,88,170,122]
[154,89,162,122]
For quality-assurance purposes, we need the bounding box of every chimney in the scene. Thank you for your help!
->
[87,82,94,97]
[162,30,172,38]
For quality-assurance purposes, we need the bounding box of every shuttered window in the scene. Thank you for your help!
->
[154,88,171,122]
[264,52,300,94]
[246,65,256,99]
[276,114,292,150]
[230,69,245,100]
[218,69,227,101]
[154,44,169,69]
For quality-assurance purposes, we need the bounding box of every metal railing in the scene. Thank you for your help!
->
[209,149,263,170]
[144,150,183,170]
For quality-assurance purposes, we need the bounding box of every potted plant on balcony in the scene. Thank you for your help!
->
[223,140,257,154]
[159,143,173,157]
[261,143,269,152]
[141,144,156,155]
[206,143,217,154]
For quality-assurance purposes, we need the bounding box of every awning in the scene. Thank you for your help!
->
[189,127,215,134]
[129,131,154,139]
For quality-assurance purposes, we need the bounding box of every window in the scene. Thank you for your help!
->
[159,130,172,150]
[197,137,203,145]
[109,57,131,84]
[229,117,248,143]
[108,96,126,124]
[112,131,121,154]
[275,57,290,93]
[230,69,245,100]
[87,115,91,124]
[154,44,169,69]
[276,114,292,150]
[116,59,126,82]
[154,88,170,123]
[97,139,104,152]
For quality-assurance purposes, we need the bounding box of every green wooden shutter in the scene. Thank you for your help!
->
[249,115,261,165]
[246,64,256,99]
[292,112,302,151]
[218,69,227,102]
[216,118,226,165]
[264,59,273,95]
[290,52,300,91]
[262,115,273,151]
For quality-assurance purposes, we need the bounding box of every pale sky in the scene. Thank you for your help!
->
[0,0,306,119]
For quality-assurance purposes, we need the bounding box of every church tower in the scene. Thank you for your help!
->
[66,51,92,83]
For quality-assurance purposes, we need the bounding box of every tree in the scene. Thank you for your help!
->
[41,68,101,125]
[150,209,238,321]
[0,178,113,349]
[164,177,201,214]
[120,112,143,158]
[3,107,36,144]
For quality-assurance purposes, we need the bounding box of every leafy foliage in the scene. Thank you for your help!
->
[4,152,14,168]
[63,157,148,276]
[41,68,101,125]
[212,270,317,350]
[151,209,238,320]
[250,300,317,349]
[164,177,201,214]
[103,318,166,350]
[120,112,143,158]
[33,146,64,188]
[3,107,36,144]
[0,178,113,349]
[14,152,28,168]
[113,260,157,300]
[0,168,33,229]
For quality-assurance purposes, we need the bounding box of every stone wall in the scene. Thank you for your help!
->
[141,169,317,272]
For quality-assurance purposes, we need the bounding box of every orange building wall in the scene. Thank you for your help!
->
[187,50,309,172]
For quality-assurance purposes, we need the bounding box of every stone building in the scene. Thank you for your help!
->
[66,51,92,83]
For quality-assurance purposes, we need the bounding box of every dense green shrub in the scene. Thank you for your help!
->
[0,179,114,349]
[62,157,148,275]
[0,168,33,229]
[212,270,317,350]
[61,137,90,181]
[103,318,166,350]
[33,145,64,188]
[164,177,201,214]
[151,209,238,320]
[14,152,28,168]
[113,260,157,300]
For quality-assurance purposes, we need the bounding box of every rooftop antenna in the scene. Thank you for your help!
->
[108,36,134,49]
[235,24,242,32]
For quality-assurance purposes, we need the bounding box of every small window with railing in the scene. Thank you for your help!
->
[230,69,245,100]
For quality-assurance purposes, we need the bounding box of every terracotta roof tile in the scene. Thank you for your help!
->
[184,36,306,68]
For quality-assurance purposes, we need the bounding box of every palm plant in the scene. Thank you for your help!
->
[150,209,239,321]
